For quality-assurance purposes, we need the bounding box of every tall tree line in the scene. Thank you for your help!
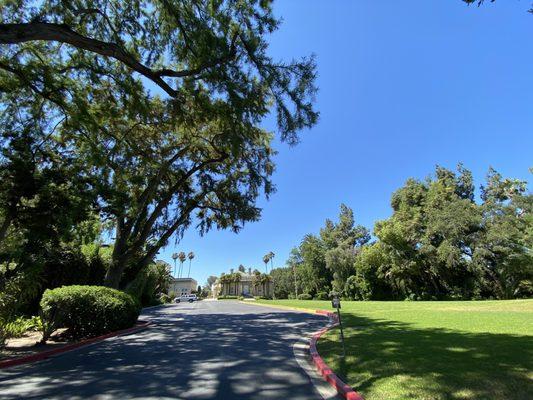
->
[274,166,532,301]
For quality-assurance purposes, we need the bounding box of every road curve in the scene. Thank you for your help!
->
[0,300,330,399]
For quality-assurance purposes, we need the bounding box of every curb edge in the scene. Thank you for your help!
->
[0,320,151,370]
[310,310,365,400]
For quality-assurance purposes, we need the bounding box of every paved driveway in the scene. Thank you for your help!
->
[0,301,331,399]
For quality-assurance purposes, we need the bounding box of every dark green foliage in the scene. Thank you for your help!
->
[0,0,319,289]
[270,267,295,299]
[125,261,172,307]
[284,166,531,301]
[40,285,140,341]
[314,291,329,300]
[158,293,171,304]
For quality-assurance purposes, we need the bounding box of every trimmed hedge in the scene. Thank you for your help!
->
[40,285,141,341]
[218,295,239,300]
[297,293,313,300]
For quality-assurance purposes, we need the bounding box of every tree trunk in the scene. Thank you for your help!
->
[104,217,129,288]
[104,258,127,289]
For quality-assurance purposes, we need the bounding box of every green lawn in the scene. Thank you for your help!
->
[256,299,533,400]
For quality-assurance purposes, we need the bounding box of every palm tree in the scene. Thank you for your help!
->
[268,251,275,271]
[172,253,179,277]
[260,273,271,298]
[219,273,228,296]
[187,252,195,277]
[251,270,261,296]
[178,252,186,277]
[233,272,241,296]
[267,251,275,299]
[263,253,270,273]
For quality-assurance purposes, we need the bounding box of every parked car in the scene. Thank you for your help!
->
[174,294,198,303]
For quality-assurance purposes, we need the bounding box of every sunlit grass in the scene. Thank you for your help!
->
[257,299,533,400]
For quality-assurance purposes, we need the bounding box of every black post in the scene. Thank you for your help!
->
[337,307,346,358]
[332,295,346,358]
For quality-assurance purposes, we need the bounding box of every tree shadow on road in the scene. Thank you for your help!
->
[318,313,533,400]
[0,305,330,400]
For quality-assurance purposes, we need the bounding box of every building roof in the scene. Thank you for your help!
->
[171,277,198,283]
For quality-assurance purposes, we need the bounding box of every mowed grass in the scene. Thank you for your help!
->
[256,299,533,400]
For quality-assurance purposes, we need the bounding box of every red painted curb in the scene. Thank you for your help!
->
[0,320,151,370]
[310,310,365,400]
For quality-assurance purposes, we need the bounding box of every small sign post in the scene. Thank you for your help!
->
[331,295,346,358]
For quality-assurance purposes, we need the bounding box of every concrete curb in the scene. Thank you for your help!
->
[310,310,365,400]
[0,320,151,370]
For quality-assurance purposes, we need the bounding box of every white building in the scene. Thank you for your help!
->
[168,277,198,296]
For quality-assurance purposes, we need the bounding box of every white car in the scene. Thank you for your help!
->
[174,294,197,303]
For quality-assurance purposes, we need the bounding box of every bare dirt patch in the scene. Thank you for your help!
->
[1,328,69,361]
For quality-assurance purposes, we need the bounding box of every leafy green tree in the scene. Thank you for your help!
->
[1,1,318,289]
[286,247,302,297]
[270,267,294,299]
[473,168,533,298]
[323,204,369,294]
[0,94,96,317]
[0,0,318,144]
[290,166,531,301]
[297,234,330,296]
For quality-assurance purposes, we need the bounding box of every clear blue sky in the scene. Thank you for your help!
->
[159,1,533,286]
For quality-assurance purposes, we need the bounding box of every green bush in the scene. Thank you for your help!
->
[238,296,244,300]
[40,285,141,341]
[2,316,43,338]
[159,293,171,304]
[0,316,43,349]
[297,293,312,300]
[314,291,329,300]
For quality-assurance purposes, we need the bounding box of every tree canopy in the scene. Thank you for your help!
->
[0,0,319,290]
[275,166,532,301]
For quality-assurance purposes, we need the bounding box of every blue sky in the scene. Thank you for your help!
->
[159,1,533,285]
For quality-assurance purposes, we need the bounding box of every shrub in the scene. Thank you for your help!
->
[40,285,141,341]
[344,274,373,301]
[159,293,171,304]
[125,266,159,307]
[238,296,244,301]
[218,295,239,300]
[2,316,43,338]
[1,315,43,348]
[297,293,312,300]
[314,291,329,300]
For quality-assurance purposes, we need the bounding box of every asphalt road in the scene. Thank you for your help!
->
[0,300,333,399]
